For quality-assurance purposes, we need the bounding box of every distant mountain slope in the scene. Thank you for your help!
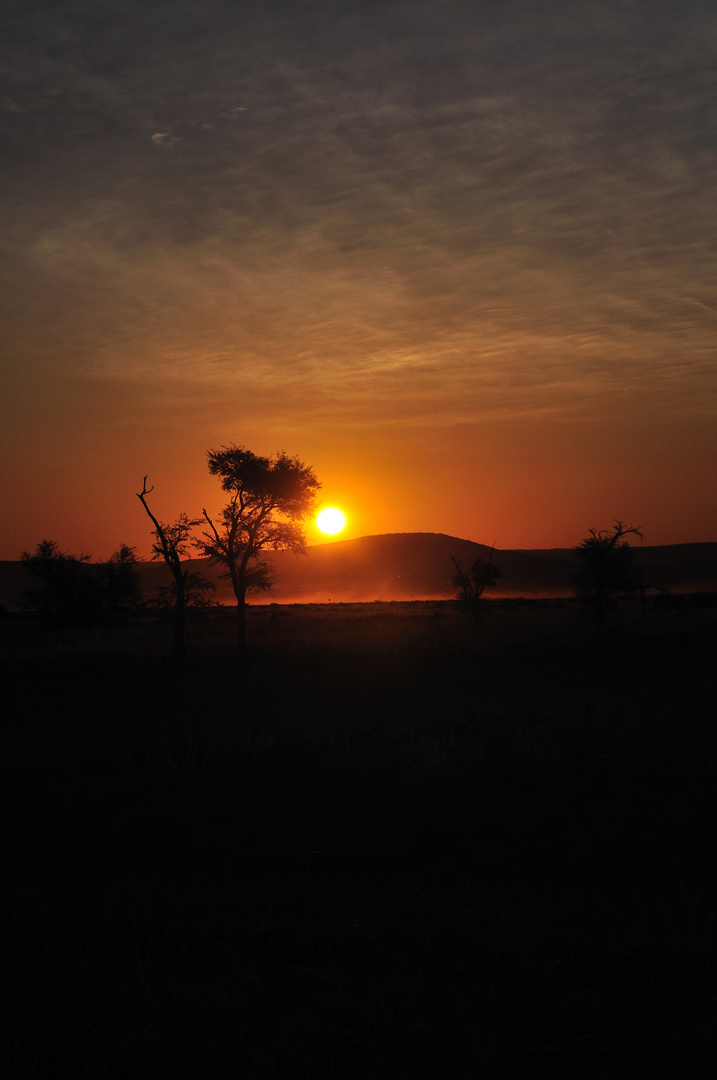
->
[2,534,716,608]
[175,534,717,604]
[262,533,500,602]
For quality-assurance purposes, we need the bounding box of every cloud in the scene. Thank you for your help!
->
[3,0,716,434]
[150,132,178,147]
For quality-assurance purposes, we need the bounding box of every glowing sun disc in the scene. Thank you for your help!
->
[316,508,346,535]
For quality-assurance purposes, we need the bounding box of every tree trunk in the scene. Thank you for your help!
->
[235,586,250,663]
[170,585,188,668]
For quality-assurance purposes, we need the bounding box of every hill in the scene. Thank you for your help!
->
[254,534,717,604]
[2,534,716,609]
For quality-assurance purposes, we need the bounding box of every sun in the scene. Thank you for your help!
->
[316,507,346,536]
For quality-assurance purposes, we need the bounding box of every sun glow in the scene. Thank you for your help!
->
[316,507,346,535]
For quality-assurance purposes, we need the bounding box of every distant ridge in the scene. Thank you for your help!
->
[255,533,717,603]
[2,533,716,608]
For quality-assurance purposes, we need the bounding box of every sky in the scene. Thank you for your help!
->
[2,0,716,560]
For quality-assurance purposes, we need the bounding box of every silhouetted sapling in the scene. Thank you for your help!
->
[198,445,320,662]
[573,520,644,626]
[451,547,502,624]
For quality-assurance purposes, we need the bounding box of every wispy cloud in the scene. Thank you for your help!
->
[1,0,716,552]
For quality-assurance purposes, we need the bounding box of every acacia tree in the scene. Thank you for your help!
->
[451,546,502,624]
[199,445,321,662]
[573,520,644,626]
[137,477,203,666]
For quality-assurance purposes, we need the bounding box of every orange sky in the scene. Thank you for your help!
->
[2,1,716,560]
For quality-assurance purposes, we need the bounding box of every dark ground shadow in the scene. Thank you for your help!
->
[2,598,716,1076]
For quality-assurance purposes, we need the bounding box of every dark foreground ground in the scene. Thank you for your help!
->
[2,597,717,1077]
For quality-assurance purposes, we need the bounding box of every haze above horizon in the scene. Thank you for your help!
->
[2,0,715,560]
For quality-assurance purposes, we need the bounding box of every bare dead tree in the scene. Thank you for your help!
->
[136,477,202,666]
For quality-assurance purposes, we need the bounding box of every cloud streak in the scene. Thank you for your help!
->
[1,0,716,554]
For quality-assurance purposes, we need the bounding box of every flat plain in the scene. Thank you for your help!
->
[2,596,716,1076]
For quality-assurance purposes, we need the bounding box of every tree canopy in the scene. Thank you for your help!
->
[573,520,644,625]
[200,446,321,659]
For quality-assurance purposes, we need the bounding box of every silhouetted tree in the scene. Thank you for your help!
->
[21,539,98,623]
[199,445,320,662]
[451,547,502,624]
[137,478,203,666]
[573,520,644,626]
[21,539,140,624]
[99,543,141,617]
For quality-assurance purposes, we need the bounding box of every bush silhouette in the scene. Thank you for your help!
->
[21,539,140,625]
[451,546,502,624]
[573,520,643,626]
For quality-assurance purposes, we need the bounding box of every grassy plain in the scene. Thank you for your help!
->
[2,597,717,1077]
